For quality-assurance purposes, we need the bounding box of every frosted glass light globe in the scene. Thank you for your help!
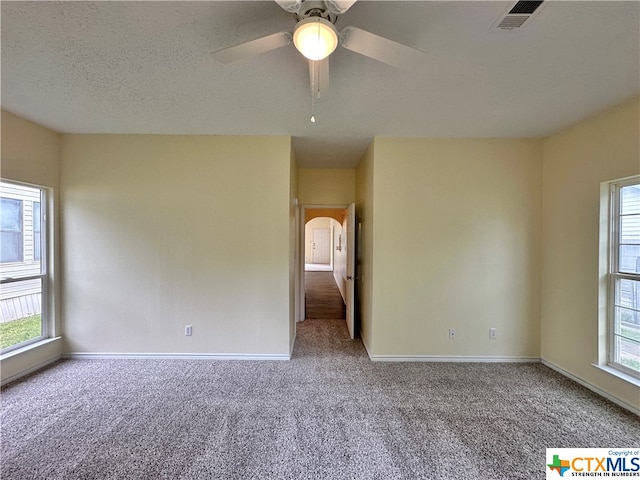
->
[293,17,339,61]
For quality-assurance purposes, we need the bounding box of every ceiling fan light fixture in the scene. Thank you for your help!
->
[293,17,339,61]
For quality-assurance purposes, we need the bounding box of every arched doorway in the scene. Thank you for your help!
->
[304,216,342,270]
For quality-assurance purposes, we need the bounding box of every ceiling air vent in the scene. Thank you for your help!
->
[491,0,545,32]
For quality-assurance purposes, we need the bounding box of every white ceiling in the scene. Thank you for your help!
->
[2,1,639,168]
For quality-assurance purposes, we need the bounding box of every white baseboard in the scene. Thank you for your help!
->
[369,354,540,363]
[358,334,537,364]
[541,359,640,416]
[63,352,291,361]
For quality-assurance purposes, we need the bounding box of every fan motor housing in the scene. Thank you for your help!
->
[295,1,338,24]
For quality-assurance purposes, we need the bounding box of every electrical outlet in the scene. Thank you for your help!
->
[185,325,192,336]
[448,328,456,340]
[489,328,497,339]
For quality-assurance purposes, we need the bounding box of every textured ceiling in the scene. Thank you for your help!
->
[2,1,639,168]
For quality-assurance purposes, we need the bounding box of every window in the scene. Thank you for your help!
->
[0,197,23,263]
[607,177,640,379]
[0,181,48,352]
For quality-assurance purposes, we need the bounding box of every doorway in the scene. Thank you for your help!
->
[298,205,356,339]
[304,216,341,272]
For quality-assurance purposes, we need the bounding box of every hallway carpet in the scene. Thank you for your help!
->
[305,271,346,320]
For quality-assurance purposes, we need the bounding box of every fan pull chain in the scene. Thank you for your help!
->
[310,87,316,122]
[310,60,317,123]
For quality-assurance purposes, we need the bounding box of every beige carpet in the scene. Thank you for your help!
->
[1,319,639,479]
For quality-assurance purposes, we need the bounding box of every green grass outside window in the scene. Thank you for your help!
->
[0,315,42,349]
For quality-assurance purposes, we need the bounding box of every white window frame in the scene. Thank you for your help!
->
[605,175,640,380]
[0,180,49,353]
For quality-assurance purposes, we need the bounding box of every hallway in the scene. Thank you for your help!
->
[304,271,346,320]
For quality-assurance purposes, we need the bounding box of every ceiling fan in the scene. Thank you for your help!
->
[211,0,426,105]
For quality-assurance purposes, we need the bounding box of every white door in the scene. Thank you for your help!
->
[312,228,331,264]
[346,203,356,339]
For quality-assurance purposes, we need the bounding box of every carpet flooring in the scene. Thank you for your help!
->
[1,319,639,480]
[305,271,346,320]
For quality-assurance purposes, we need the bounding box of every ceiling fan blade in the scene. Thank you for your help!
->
[325,0,358,15]
[309,58,330,103]
[274,0,302,13]
[340,26,426,70]
[212,31,292,64]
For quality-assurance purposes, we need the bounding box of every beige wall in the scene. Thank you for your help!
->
[289,147,298,352]
[355,142,375,351]
[298,168,355,205]
[368,138,542,359]
[1,111,60,187]
[333,217,347,303]
[541,96,640,409]
[1,110,62,383]
[61,134,293,357]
